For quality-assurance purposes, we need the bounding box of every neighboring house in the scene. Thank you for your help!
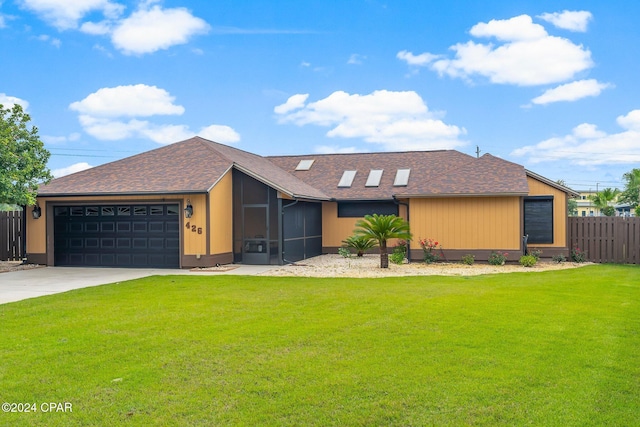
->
[576,191,597,217]
[27,137,578,268]
[575,190,632,217]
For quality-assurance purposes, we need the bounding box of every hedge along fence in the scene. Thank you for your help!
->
[1,211,23,261]
[569,217,640,264]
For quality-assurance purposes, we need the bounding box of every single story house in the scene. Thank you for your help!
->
[26,136,578,268]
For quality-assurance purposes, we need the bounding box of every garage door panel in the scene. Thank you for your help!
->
[54,203,180,268]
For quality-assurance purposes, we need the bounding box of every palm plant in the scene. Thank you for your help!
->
[589,188,621,216]
[352,214,412,268]
[342,235,377,257]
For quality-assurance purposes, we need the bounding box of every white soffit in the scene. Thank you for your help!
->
[338,170,357,187]
[295,159,315,171]
[365,169,383,187]
[393,169,411,186]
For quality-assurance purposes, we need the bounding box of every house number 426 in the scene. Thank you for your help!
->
[185,222,203,234]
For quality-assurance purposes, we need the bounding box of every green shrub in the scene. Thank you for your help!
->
[342,235,376,257]
[488,251,508,265]
[552,253,567,263]
[338,247,352,258]
[389,250,405,265]
[419,238,440,264]
[519,255,537,267]
[571,245,588,263]
[528,249,542,260]
[461,254,475,265]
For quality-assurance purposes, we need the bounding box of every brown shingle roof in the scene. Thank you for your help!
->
[267,151,530,200]
[39,137,547,201]
[38,137,328,199]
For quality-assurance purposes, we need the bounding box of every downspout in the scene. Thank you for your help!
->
[393,196,411,263]
[280,198,300,265]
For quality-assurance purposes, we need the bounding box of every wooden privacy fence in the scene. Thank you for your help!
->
[1,211,23,261]
[569,217,640,264]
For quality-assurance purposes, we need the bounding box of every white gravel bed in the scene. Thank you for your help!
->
[259,254,590,278]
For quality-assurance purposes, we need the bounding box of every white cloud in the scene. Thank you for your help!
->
[52,162,93,178]
[42,132,81,144]
[538,10,592,32]
[470,14,547,41]
[111,5,209,55]
[80,21,112,35]
[274,94,309,114]
[396,50,439,66]
[70,84,240,145]
[0,93,29,110]
[511,109,640,165]
[18,0,124,30]
[401,14,593,86]
[199,125,240,144]
[274,90,466,151]
[347,53,366,65]
[532,79,612,105]
[69,84,185,117]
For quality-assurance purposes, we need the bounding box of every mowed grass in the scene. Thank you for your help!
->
[1,265,639,426]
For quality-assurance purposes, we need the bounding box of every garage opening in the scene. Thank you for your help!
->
[53,204,180,268]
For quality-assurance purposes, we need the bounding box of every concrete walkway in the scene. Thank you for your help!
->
[0,265,277,305]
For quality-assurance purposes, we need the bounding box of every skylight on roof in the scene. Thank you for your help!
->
[295,159,315,171]
[338,170,357,187]
[393,169,411,186]
[365,169,383,187]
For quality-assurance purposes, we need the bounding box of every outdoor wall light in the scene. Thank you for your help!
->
[184,199,193,218]
[32,204,42,219]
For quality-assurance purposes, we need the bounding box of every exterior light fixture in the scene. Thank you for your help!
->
[32,204,42,219]
[184,199,193,218]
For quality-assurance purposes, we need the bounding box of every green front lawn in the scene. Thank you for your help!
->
[1,265,639,426]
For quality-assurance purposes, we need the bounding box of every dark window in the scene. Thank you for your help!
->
[337,201,399,218]
[117,206,131,216]
[524,197,553,244]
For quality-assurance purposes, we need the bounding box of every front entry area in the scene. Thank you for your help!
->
[53,204,180,268]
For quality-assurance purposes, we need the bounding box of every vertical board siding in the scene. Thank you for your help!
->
[210,171,233,255]
[1,211,23,261]
[569,217,640,264]
[410,197,521,250]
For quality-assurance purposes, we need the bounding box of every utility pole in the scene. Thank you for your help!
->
[475,145,481,158]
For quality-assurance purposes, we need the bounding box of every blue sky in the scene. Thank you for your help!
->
[2,0,639,192]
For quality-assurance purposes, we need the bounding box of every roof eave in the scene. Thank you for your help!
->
[37,190,209,198]
[526,169,580,198]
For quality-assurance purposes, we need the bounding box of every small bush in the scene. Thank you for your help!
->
[519,255,537,267]
[461,254,475,265]
[488,251,508,266]
[338,247,352,258]
[528,249,542,260]
[571,245,588,263]
[552,253,567,264]
[419,238,440,264]
[389,250,405,265]
[342,235,376,257]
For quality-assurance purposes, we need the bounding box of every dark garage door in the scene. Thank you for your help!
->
[54,204,180,268]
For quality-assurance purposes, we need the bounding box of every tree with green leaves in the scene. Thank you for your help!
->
[557,179,578,216]
[352,214,412,268]
[0,104,52,206]
[620,168,640,215]
[589,187,620,216]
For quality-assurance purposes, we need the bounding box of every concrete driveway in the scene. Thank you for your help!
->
[0,265,276,305]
